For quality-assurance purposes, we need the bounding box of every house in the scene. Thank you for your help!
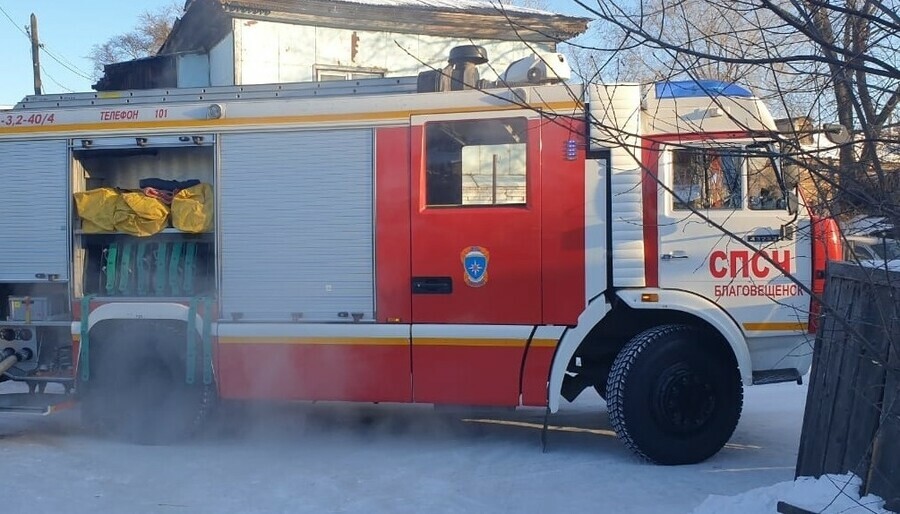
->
[94,0,589,91]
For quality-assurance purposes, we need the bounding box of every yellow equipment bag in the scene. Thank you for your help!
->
[73,188,120,233]
[113,192,170,237]
[171,183,214,233]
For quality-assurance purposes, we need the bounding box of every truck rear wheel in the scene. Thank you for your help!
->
[79,322,215,444]
[606,324,743,465]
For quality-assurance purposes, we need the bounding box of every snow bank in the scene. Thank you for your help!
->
[692,473,892,514]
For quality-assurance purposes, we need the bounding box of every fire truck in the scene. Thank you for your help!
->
[0,47,840,464]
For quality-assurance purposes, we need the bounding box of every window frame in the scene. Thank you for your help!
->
[313,65,386,82]
[421,116,532,209]
[667,143,789,213]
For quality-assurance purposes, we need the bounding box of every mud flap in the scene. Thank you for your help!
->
[186,297,214,385]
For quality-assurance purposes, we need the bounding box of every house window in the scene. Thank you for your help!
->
[672,147,743,210]
[314,66,384,82]
[425,118,528,207]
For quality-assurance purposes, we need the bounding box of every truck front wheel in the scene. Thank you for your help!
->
[606,324,743,465]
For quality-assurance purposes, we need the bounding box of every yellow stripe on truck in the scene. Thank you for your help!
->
[413,338,526,348]
[0,101,580,136]
[217,337,560,348]
[743,322,807,332]
[218,337,408,346]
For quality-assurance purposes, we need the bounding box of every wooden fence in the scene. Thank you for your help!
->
[796,262,900,511]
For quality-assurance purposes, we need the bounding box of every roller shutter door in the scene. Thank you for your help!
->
[0,140,69,281]
[220,129,374,321]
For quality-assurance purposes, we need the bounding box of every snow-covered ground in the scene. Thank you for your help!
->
[695,473,891,513]
[0,379,888,513]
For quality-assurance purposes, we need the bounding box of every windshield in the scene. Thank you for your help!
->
[671,144,788,211]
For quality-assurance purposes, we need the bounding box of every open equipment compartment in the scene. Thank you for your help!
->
[71,134,217,300]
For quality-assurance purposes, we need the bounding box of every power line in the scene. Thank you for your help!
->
[39,64,74,93]
[0,5,93,82]
[41,45,93,80]
[45,46,93,78]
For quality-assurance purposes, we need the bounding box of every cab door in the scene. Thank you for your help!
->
[657,144,812,337]
[408,113,542,405]
[409,114,542,325]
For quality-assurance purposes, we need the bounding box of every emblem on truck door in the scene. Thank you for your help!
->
[461,246,490,288]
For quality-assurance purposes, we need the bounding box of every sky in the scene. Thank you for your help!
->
[0,0,589,107]
[0,1,182,106]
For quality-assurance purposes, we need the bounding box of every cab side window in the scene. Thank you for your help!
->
[747,155,786,210]
[672,148,743,210]
[425,118,528,207]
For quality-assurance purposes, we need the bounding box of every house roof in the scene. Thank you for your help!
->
[161,0,589,54]
[247,0,554,16]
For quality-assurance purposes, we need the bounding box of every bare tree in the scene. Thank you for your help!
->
[560,0,899,225]
[88,2,183,79]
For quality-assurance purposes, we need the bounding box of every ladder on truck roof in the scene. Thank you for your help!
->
[14,76,422,110]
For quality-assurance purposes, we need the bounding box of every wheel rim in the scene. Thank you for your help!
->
[653,364,717,434]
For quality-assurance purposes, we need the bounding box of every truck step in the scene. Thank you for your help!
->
[3,367,74,385]
[752,368,803,385]
[3,367,75,398]
[0,393,75,415]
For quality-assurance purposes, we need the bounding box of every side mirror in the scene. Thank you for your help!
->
[823,123,851,145]
[782,162,801,189]
[787,188,799,216]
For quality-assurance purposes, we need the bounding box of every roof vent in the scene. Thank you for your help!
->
[448,45,488,66]
[417,45,489,93]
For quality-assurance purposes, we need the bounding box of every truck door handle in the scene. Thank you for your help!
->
[412,277,453,294]
[661,251,689,260]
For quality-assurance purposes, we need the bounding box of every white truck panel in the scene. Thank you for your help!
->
[589,84,646,287]
[644,96,777,135]
[219,129,375,322]
[0,139,69,282]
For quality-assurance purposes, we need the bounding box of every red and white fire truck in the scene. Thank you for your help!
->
[0,47,840,464]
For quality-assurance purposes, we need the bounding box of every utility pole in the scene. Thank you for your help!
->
[29,13,43,95]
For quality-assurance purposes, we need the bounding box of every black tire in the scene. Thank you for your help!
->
[79,321,216,445]
[606,324,743,465]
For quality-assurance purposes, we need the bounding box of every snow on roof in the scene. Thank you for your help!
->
[214,0,559,17]
[335,0,553,16]
[843,215,894,237]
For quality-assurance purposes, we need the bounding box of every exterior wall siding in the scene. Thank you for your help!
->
[209,32,235,86]
[176,53,211,88]
[231,19,554,85]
